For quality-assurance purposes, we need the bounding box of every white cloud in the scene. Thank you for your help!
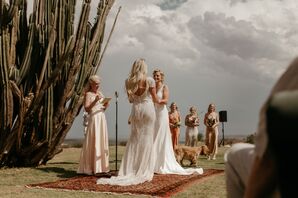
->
[106,0,298,83]
[14,0,298,139]
[187,11,292,81]
[92,0,298,140]
[158,0,188,10]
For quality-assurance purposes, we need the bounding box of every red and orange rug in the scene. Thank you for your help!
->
[27,169,224,197]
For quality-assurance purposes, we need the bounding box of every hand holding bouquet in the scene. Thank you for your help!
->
[190,116,199,127]
[174,121,181,128]
[207,117,215,128]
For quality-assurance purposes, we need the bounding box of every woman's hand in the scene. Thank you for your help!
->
[84,93,100,113]
[103,102,109,110]
[95,94,101,102]
[157,99,163,104]
[169,123,174,128]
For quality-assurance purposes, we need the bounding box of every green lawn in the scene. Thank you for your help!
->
[0,144,229,198]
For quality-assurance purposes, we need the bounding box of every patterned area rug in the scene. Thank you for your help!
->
[27,169,224,197]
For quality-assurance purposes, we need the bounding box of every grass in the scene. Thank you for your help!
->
[0,143,229,198]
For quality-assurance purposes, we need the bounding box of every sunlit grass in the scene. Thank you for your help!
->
[0,143,229,198]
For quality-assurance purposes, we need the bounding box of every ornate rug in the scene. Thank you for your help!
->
[27,169,224,197]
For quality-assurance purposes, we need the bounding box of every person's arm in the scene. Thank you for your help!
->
[244,148,277,198]
[175,111,182,128]
[125,80,133,103]
[147,77,160,103]
[169,113,175,128]
[127,93,133,103]
[203,114,208,127]
[128,115,132,125]
[103,102,109,110]
[149,86,159,103]
[212,113,219,128]
[194,116,200,126]
[185,115,192,127]
[159,85,169,104]
[84,92,100,113]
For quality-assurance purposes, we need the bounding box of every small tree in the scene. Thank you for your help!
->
[0,0,118,167]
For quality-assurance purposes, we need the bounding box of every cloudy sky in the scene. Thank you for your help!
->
[30,0,298,140]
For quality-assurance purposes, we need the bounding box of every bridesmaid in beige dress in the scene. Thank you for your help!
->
[204,103,219,160]
[169,102,181,149]
[77,75,110,175]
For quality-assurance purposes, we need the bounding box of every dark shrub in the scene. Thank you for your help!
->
[197,133,204,142]
[245,133,256,144]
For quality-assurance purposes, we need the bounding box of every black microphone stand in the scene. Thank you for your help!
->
[220,122,225,146]
[218,110,227,147]
[115,91,119,171]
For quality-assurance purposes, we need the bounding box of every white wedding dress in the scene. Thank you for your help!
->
[97,77,156,186]
[153,85,203,175]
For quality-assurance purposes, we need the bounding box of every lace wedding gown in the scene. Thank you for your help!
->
[153,85,203,175]
[97,77,156,186]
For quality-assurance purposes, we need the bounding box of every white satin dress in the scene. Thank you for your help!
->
[77,92,109,175]
[97,77,156,186]
[153,85,203,175]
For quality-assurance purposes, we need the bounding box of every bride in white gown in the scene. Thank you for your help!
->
[97,58,160,186]
[152,69,203,175]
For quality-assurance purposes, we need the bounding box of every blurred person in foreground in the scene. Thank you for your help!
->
[225,58,298,198]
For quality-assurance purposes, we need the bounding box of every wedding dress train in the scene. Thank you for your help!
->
[153,85,203,175]
[97,77,156,186]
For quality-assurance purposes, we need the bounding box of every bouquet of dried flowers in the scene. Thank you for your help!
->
[207,116,215,127]
[174,121,181,128]
[189,116,199,127]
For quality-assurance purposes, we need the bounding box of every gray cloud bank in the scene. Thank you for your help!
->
[24,0,298,140]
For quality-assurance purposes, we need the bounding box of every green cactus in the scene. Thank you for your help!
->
[0,0,118,167]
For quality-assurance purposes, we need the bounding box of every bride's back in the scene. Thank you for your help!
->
[134,79,147,96]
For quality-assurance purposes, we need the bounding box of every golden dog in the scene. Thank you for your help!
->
[174,145,209,167]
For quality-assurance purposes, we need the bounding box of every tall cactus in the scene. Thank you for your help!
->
[0,0,116,167]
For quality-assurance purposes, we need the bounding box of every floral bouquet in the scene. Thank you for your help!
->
[174,121,181,128]
[190,116,199,127]
[207,117,215,127]
[83,112,89,127]
[83,112,89,136]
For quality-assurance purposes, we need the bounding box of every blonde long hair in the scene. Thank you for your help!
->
[125,58,148,98]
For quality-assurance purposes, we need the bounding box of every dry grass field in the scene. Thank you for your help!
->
[0,142,230,198]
